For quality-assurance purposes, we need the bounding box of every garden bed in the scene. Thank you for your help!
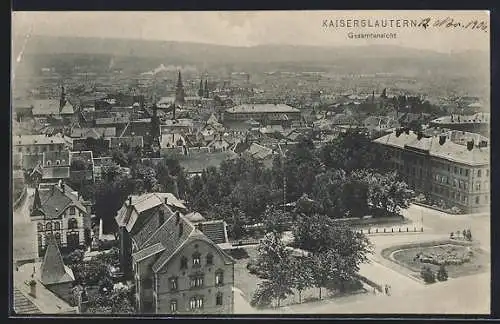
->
[381,240,488,279]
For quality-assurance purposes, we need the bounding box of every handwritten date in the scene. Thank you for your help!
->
[418,17,488,32]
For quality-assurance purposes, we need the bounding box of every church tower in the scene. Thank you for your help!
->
[150,98,161,149]
[59,85,67,113]
[174,70,185,106]
[204,79,209,98]
[198,79,204,97]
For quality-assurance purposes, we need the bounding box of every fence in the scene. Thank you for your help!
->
[355,226,424,235]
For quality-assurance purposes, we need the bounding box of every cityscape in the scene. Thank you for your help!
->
[11,11,490,316]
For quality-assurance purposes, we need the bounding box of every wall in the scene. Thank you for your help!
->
[46,281,74,305]
[155,239,234,314]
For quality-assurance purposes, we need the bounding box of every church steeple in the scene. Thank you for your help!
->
[198,79,204,97]
[31,187,43,216]
[175,70,185,106]
[59,85,67,112]
[204,79,209,98]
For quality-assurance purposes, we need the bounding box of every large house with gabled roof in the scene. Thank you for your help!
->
[30,182,92,254]
[115,193,235,314]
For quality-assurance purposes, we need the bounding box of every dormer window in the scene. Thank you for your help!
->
[69,207,76,215]
[56,160,61,165]
[180,256,188,270]
[206,253,213,266]
[192,252,201,267]
[45,222,52,232]
[47,160,52,166]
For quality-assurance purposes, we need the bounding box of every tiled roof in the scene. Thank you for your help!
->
[42,167,70,180]
[374,131,490,166]
[13,135,66,146]
[35,184,87,219]
[132,242,165,263]
[226,104,300,114]
[40,236,74,285]
[70,151,94,164]
[70,127,116,139]
[32,100,74,116]
[245,143,274,160]
[199,220,228,244]
[43,151,70,166]
[109,136,144,149]
[13,288,42,314]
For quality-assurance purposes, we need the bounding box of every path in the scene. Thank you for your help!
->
[13,188,38,262]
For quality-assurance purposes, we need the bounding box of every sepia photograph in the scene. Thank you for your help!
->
[11,10,490,316]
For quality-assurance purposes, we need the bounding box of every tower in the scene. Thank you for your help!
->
[150,102,161,148]
[204,79,209,98]
[198,79,204,97]
[59,85,67,113]
[31,187,43,216]
[174,70,185,106]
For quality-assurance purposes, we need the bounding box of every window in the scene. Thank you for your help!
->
[477,169,482,177]
[459,168,463,175]
[54,222,60,231]
[69,207,76,215]
[192,253,201,267]
[190,275,204,288]
[475,183,481,191]
[46,160,51,166]
[465,169,469,177]
[169,277,178,291]
[206,253,213,266]
[486,169,489,177]
[170,300,177,313]
[68,218,78,229]
[37,223,43,232]
[180,256,188,270]
[215,271,224,286]
[37,234,42,247]
[190,296,204,310]
[56,160,61,165]
[454,167,457,174]
[18,147,22,153]
[476,196,480,204]
[45,222,52,232]
[216,293,223,306]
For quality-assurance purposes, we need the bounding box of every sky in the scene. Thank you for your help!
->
[12,11,490,53]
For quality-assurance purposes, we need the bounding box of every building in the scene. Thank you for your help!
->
[223,104,301,124]
[373,129,490,213]
[115,193,235,314]
[30,183,92,254]
[13,135,67,155]
[69,151,95,183]
[429,112,490,138]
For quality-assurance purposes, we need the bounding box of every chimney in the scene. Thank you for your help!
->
[197,223,203,232]
[404,128,410,135]
[439,135,446,145]
[128,196,132,206]
[61,181,65,193]
[417,132,423,140]
[178,222,183,237]
[164,197,168,206]
[175,211,180,224]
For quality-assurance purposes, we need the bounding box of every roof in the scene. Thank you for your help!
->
[430,112,490,125]
[42,167,70,180]
[245,143,274,160]
[199,220,228,244]
[39,236,75,285]
[13,135,66,146]
[70,151,94,164]
[109,136,144,148]
[70,127,116,139]
[13,288,42,314]
[32,99,74,116]
[226,104,300,114]
[43,151,70,166]
[21,153,44,170]
[160,133,185,149]
[115,193,187,232]
[184,212,206,223]
[178,151,237,173]
[374,131,490,166]
[33,184,87,219]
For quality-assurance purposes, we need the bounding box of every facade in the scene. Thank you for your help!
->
[223,104,301,123]
[115,193,235,314]
[374,130,490,213]
[429,112,490,137]
[13,135,66,155]
[30,183,92,254]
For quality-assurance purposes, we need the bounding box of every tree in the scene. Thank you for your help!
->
[437,265,448,282]
[420,266,436,284]
[291,257,314,304]
[71,157,88,171]
[262,205,289,238]
[86,287,135,314]
[252,234,295,307]
[466,229,472,241]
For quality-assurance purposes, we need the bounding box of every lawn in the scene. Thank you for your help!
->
[382,241,489,279]
[232,246,367,308]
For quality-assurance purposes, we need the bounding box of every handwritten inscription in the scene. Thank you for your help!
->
[418,17,488,32]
